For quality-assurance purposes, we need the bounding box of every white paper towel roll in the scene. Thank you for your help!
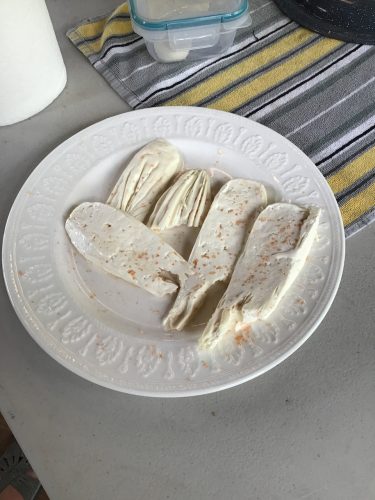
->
[0,0,67,126]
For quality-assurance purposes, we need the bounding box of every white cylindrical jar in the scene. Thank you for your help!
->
[0,0,67,126]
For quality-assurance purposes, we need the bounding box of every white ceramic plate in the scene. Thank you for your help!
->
[2,107,345,397]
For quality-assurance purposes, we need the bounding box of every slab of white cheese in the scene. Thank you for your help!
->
[65,202,198,297]
[148,169,211,231]
[153,42,190,63]
[163,179,267,331]
[107,139,183,222]
[199,203,321,350]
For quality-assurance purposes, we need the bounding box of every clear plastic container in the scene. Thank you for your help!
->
[129,0,251,63]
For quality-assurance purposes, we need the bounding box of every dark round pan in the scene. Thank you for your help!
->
[273,0,375,44]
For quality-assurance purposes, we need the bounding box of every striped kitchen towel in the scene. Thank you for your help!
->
[67,1,375,237]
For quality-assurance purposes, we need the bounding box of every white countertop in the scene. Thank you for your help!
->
[1,1,375,499]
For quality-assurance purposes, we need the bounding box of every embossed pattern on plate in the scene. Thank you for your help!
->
[2,108,345,397]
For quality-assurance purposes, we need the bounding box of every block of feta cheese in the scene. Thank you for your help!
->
[107,139,183,222]
[148,169,211,231]
[199,203,321,350]
[65,202,200,297]
[163,179,267,330]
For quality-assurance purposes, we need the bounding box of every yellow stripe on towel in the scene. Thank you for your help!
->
[83,20,134,55]
[74,3,131,56]
[340,181,375,227]
[328,145,375,195]
[208,38,342,111]
[165,28,316,106]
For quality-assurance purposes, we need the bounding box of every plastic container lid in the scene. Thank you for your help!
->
[129,0,249,30]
